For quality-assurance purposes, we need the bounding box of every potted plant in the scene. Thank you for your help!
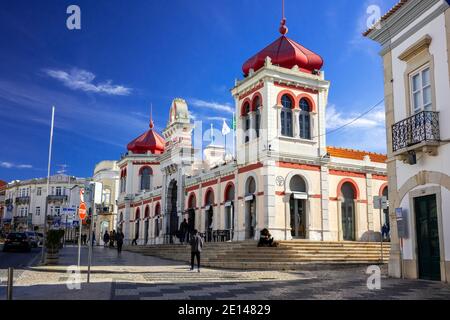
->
[45,229,65,265]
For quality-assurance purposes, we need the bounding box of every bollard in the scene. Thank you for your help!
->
[6,267,13,300]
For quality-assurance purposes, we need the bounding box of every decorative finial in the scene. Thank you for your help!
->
[149,103,154,129]
[279,0,288,35]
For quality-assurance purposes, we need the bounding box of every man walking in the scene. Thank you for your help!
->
[189,229,203,272]
[116,229,124,255]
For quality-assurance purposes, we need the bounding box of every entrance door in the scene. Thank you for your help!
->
[205,208,213,242]
[144,220,149,245]
[188,209,195,233]
[289,197,306,238]
[341,200,355,241]
[135,220,140,241]
[415,194,441,281]
[246,199,256,240]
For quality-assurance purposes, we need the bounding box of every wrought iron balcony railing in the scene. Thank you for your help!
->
[47,195,68,202]
[392,111,440,153]
[15,196,30,204]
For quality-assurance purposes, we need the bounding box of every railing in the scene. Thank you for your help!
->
[47,195,68,202]
[392,111,440,153]
[15,196,30,204]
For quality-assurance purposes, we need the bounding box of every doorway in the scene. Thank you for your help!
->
[290,196,306,238]
[414,194,441,281]
[341,182,356,241]
[167,180,178,242]
[144,220,149,245]
[245,177,256,240]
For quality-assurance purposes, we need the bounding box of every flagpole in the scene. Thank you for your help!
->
[224,120,227,162]
[41,106,55,264]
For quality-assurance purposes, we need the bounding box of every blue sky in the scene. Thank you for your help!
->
[0,0,397,182]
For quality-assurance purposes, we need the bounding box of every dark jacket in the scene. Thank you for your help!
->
[116,232,124,244]
[190,234,203,253]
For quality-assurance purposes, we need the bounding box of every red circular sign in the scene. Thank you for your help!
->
[79,202,87,220]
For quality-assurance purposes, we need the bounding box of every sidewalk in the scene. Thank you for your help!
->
[0,245,304,300]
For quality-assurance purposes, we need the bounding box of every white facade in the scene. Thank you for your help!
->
[366,0,450,281]
[2,174,88,231]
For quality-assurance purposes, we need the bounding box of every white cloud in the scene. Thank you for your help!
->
[45,68,132,96]
[326,104,385,130]
[190,98,234,114]
[326,104,387,153]
[1,162,33,169]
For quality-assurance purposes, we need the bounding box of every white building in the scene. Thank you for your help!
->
[92,161,120,243]
[365,0,450,282]
[3,174,88,232]
[113,14,388,246]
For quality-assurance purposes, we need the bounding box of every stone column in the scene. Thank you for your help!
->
[320,166,331,241]
[123,200,131,245]
[293,109,300,138]
[366,173,374,231]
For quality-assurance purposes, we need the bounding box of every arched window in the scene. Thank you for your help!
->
[254,96,261,139]
[144,206,150,219]
[140,167,152,191]
[135,208,141,221]
[120,169,127,193]
[242,102,251,143]
[246,177,256,195]
[281,95,293,137]
[290,175,307,193]
[299,98,311,140]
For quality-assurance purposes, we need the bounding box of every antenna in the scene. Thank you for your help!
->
[279,0,288,35]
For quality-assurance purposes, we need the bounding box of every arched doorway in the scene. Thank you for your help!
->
[224,183,235,241]
[289,175,307,239]
[144,206,150,245]
[134,208,140,242]
[167,180,178,243]
[341,182,357,241]
[187,193,196,238]
[245,177,257,240]
[204,189,214,242]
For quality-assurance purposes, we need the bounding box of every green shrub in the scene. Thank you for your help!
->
[46,229,65,251]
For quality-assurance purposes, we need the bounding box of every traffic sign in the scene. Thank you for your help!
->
[79,202,87,220]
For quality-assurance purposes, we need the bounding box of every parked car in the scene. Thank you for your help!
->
[25,231,39,248]
[2,232,32,252]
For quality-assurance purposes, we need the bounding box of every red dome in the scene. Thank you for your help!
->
[242,35,324,76]
[127,120,165,155]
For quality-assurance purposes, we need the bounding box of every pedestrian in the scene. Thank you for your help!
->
[132,235,138,246]
[103,230,110,247]
[189,229,203,272]
[110,230,115,247]
[116,230,124,255]
[179,219,189,244]
[91,231,96,247]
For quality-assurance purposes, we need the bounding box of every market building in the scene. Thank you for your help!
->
[365,0,450,282]
[115,13,388,246]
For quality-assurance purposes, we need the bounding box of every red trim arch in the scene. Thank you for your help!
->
[297,93,316,112]
[139,166,153,175]
[135,207,141,220]
[204,187,215,206]
[144,205,150,218]
[277,90,297,107]
[379,183,388,196]
[187,192,197,209]
[251,92,263,112]
[224,182,235,202]
[154,202,161,217]
[240,98,252,116]
[337,178,360,199]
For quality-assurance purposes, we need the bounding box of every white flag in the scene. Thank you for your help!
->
[222,119,231,136]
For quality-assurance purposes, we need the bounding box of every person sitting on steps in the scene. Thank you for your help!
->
[258,228,279,247]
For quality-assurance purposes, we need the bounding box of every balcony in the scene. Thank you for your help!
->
[15,196,30,205]
[392,111,440,156]
[47,195,68,203]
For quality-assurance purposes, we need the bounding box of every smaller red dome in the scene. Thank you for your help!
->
[127,120,165,155]
[242,35,324,76]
